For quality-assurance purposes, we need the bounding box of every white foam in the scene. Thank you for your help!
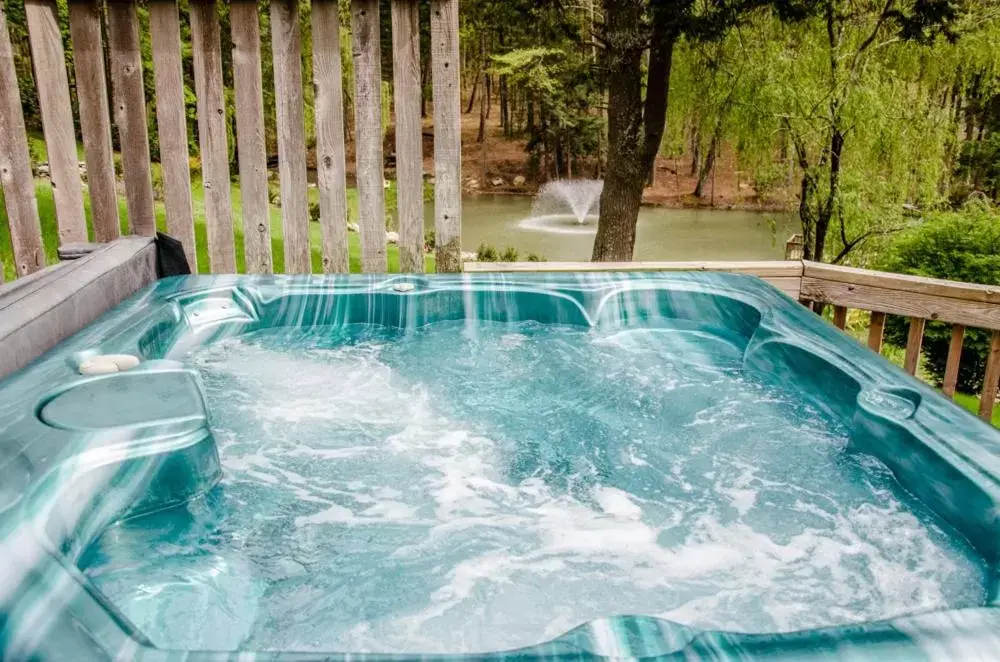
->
[89,324,988,653]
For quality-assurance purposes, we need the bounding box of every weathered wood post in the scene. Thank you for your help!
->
[352,0,388,273]
[391,0,425,273]
[271,0,311,274]
[68,0,119,242]
[149,0,197,269]
[312,0,350,273]
[430,0,462,272]
[106,0,156,235]
[190,0,236,273]
[24,0,87,244]
[0,4,44,276]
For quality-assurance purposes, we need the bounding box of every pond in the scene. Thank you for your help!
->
[427,195,796,262]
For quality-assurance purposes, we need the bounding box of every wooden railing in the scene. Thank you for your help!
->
[0,0,461,284]
[467,260,1000,422]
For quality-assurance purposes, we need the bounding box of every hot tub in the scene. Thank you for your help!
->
[2,273,1000,660]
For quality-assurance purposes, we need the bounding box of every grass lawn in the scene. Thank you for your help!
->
[0,135,433,280]
[953,392,1000,426]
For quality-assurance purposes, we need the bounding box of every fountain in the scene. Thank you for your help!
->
[520,179,603,234]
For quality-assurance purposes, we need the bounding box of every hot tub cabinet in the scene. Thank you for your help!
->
[2,273,1000,660]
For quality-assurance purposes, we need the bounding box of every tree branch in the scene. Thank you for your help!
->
[831,225,908,264]
[850,0,896,75]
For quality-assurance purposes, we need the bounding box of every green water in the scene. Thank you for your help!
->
[435,196,795,261]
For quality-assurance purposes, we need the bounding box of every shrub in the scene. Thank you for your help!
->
[499,246,520,262]
[880,201,1000,392]
[476,242,500,262]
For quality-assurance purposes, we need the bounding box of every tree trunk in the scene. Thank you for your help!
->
[477,71,487,143]
[421,64,428,118]
[465,75,478,114]
[485,73,492,119]
[690,126,701,176]
[694,124,721,198]
[500,77,509,135]
[526,92,534,134]
[593,0,678,261]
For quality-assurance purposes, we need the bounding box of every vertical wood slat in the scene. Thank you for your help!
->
[190,0,236,273]
[0,4,44,276]
[270,0,310,274]
[231,0,272,274]
[832,305,847,330]
[903,317,926,376]
[312,0,349,273]
[351,0,387,272]
[24,0,87,244]
[106,0,155,235]
[867,311,886,353]
[430,0,461,272]
[391,0,424,273]
[942,324,965,399]
[980,330,1000,421]
[149,0,197,269]
[68,0,119,243]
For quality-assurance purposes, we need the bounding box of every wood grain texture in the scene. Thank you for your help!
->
[351,0,387,272]
[800,277,1000,331]
[106,0,155,235]
[311,0,349,273]
[68,0,119,243]
[391,0,424,273]
[463,260,805,277]
[430,0,461,272]
[0,237,156,379]
[832,305,847,330]
[231,0,272,274]
[980,330,1000,420]
[867,311,886,354]
[943,324,965,399]
[270,0,310,274]
[904,317,925,376]
[0,4,44,276]
[24,0,86,244]
[149,0,196,269]
[804,261,1000,305]
[190,0,235,273]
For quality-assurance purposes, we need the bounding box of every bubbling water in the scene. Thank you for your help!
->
[79,321,988,654]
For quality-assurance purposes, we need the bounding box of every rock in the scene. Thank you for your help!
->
[383,179,391,189]
[386,231,399,244]
[491,177,505,187]
[467,179,480,190]
[36,163,50,176]
[513,175,526,186]
[461,251,478,262]
[347,222,360,233]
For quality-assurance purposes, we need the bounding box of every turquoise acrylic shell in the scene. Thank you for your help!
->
[2,272,1000,660]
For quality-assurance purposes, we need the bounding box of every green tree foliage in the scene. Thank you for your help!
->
[491,48,602,176]
[881,200,1000,391]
